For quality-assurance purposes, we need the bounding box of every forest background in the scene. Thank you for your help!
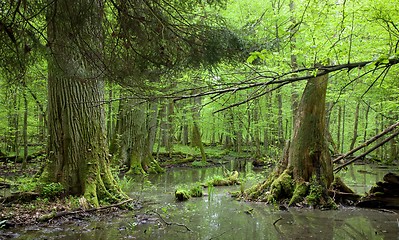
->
[0,0,399,206]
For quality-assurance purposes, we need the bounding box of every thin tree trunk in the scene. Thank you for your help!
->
[337,106,341,152]
[191,95,206,162]
[363,103,370,143]
[349,102,360,150]
[22,88,28,169]
[341,104,346,153]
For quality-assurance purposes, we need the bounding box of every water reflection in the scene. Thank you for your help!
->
[6,163,399,240]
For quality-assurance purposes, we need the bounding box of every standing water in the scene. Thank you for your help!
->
[4,162,399,239]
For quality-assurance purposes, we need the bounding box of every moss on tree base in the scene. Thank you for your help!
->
[242,169,337,209]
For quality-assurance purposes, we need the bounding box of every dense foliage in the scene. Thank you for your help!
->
[0,0,398,177]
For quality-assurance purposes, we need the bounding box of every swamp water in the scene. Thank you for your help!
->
[4,162,399,240]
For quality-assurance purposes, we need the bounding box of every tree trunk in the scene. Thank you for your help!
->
[22,88,28,169]
[191,95,206,162]
[288,74,333,186]
[41,0,127,207]
[244,73,335,209]
[349,102,360,150]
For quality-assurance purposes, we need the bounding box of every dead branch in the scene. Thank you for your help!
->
[334,130,399,172]
[38,198,134,222]
[333,121,399,164]
[172,58,399,106]
[148,210,192,232]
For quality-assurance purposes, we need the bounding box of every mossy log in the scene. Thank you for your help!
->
[175,184,204,201]
[175,189,191,201]
[206,171,240,187]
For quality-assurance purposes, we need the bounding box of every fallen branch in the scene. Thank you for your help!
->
[0,192,39,204]
[38,198,134,222]
[148,210,192,232]
[333,121,399,164]
[334,130,399,172]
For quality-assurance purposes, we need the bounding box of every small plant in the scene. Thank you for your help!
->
[191,160,208,168]
[175,188,191,201]
[16,177,38,192]
[189,183,203,197]
[38,182,65,198]
[65,196,81,209]
[207,184,215,202]
[175,183,204,201]
[118,176,134,191]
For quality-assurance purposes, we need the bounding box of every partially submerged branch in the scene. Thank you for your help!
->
[334,130,399,172]
[333,121,399,164]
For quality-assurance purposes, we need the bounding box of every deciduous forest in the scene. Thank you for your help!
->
[1,0,399,239]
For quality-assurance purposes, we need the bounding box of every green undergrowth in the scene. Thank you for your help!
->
[191,160,209,167]
[15,177,64,199]
[205,171,241,187]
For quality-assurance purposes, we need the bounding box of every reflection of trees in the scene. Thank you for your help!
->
[274,210,334,240]
[273,208,399,239]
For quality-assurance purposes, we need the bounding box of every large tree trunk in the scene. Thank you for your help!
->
[288,73,333,187]
[244,73,335,208]
[41,0,127,207]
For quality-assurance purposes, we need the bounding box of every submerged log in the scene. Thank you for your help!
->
[357,172,399,209]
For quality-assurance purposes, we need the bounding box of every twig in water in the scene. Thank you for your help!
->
[273,217,283,226]
[148,210,192,232]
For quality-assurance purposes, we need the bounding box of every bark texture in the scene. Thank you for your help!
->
[288,74,333,186]
[42,0,126,206]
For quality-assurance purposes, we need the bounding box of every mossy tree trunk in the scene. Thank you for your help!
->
[112,92,163,175]
[245,73,335,208]
[42,0,127,207]
[191,95,206,162]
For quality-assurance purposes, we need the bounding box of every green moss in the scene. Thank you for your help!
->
[289,181,309,206]
[206,171,240,187]
[84,179,99,208]
[305,182,323,206]
[268,169,294,202]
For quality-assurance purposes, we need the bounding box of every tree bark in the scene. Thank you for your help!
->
[349,102,360,150]
[288,74,333,186]
[244,73,335,208]
[22,88,28,169]
[42,0,127,206]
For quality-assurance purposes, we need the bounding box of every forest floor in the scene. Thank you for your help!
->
[0,148,252,230]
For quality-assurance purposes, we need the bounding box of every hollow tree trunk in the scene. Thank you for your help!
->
[41,0,127,207]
